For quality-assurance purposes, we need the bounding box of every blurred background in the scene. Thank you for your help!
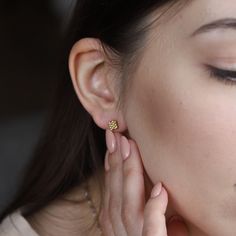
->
[0,0,76,211]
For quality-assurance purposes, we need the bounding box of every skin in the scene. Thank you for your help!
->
[101,130,189,236]
[26,0,236,235]
[122,1,236,235]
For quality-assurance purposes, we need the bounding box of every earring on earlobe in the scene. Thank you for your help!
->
[108,120,119,132]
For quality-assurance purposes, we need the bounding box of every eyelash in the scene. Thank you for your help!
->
[205,64,236,86]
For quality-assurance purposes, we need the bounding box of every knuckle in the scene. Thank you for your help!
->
[123,167,135,179]
[123,165,143,179]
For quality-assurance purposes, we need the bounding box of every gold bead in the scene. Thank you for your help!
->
[108,120,119,131]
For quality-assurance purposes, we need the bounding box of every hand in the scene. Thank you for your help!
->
[99,131,189,236]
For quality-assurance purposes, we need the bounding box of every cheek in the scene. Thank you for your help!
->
[125,73,236,233]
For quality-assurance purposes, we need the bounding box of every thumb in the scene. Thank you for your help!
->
[167,216,189,236]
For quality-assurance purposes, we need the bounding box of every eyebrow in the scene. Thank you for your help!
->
[190,18,236,37]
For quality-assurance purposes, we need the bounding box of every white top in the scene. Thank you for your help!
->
[0,209,39,236]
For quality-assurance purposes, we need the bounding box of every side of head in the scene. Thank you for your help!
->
[69,0,236,235]
[2,1,236,236]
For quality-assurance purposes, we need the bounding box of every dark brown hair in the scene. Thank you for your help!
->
[0,0,187,231]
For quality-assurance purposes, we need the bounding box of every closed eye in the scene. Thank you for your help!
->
[204,64,236,86]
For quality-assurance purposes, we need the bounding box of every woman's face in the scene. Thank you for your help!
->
[124,1,236,235]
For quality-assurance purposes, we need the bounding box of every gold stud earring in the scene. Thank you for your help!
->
[108,120,119,132]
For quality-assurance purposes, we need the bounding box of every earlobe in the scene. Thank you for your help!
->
[68,38,126,131]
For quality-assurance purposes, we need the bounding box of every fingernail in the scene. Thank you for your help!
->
[106,129,117,154]
[167,215,184,224]
[120,136,130,160]
[150,182,162,198]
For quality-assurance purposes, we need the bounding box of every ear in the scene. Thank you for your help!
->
[68,38,127,132]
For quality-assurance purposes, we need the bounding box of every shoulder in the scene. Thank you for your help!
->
[0,208,39,236]
[0,173,104,236]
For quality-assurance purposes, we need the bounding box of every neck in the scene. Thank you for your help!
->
[26,173,102,236]
[26,168,213,236]
[143,170,213,236]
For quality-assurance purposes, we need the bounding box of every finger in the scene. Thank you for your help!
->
[142,183,168,236]
[122,138,145,235]
[143,168,153,203]
[108,132,127,236]
[167,217,189,236]
[100,151,115,236]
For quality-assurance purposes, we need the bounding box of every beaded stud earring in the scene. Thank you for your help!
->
[108,120,119,131]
